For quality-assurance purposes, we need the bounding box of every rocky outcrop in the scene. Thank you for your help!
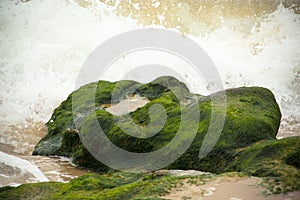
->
[32,76,297,180]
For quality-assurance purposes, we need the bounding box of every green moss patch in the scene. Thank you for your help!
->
[0,172,213,200]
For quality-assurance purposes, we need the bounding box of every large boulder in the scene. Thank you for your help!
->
[33,76,286,175]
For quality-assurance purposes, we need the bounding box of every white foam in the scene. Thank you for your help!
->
[0,151,48,183]
[191,4,300,134]
[0,0,138,126]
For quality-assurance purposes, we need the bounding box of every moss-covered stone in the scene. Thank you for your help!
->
[32,76,296,181]
[225,136,300,192]
[0,172,213,200]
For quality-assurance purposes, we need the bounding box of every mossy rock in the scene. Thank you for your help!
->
[224,136,300,192]
[33,76,287,176]
[0,172,212,200]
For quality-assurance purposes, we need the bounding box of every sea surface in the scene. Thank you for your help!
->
[0,0,299,187]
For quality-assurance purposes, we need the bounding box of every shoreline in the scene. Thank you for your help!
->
[0,134,299,199]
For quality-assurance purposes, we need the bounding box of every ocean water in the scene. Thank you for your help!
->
[0,0,299,185]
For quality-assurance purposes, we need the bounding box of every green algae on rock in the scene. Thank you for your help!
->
[0,171,214,200]
[32,76,294,179]
[225,136,300,193]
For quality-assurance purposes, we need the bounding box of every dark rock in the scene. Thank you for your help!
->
[33,76,287,176]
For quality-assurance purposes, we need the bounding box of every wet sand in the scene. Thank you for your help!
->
[0,162,36,187]
[162,175,300,200]
[0,142,89,186]
[105,94,149,116]
[0,120,89,186]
